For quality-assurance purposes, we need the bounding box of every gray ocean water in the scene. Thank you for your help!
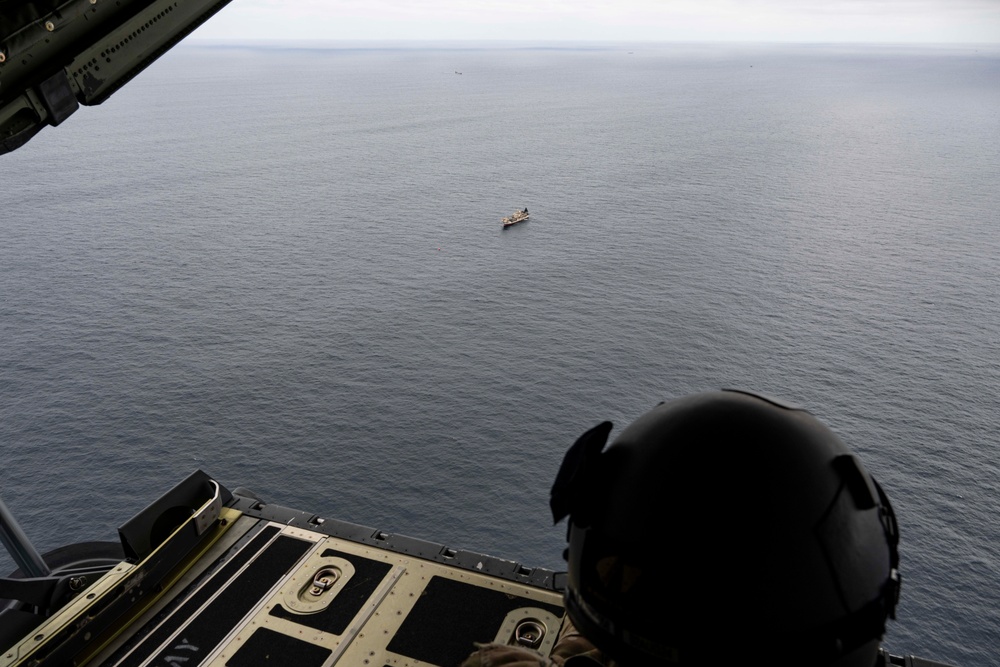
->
[1,42,998,665]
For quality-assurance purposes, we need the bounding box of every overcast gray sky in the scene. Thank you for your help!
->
[191,0,1000,43]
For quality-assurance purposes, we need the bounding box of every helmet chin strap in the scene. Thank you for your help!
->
[872,478,901,620]
[823,455,901,622]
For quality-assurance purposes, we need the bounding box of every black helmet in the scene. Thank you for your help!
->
[550,390,900,667]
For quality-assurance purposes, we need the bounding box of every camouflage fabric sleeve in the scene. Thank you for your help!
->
[458,642,557,666]
[548,620,610,666]
[459,619,610,666]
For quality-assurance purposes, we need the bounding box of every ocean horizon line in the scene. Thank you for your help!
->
[181,39,1000,53]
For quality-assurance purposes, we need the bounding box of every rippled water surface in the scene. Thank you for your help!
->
[2,43,998,665]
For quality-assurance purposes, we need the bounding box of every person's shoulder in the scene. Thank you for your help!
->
[549,631,610,666]
[459,642,555,666]
[459,637,611,667]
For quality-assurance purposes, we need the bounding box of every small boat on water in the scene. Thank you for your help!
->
[502,208,529,228]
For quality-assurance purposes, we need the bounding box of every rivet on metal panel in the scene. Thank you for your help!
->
[45,21,55,31]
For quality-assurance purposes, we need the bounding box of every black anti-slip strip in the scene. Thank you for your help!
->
[112,525,282,666]
[269,548,392,635]
[226,627,332,667]
[144,535,313,667]
[118,526,312,667]
[388,575,564,667]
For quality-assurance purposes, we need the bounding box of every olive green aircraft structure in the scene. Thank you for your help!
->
[0,0,235,155]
